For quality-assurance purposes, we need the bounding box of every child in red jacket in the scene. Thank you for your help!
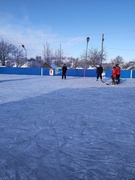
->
[115,64,121,84]
[111,66,117,85]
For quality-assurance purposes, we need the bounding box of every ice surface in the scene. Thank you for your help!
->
[0,75,135,180]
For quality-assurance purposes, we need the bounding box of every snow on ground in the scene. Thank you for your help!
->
[0,74,135,180]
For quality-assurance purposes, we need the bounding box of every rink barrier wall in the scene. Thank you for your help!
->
[105,69,135,78]
[55,68,97,77]
[0,67,135,78]
[0,67,97,77]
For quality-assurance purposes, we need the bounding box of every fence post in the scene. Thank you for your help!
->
[41,68,43,76]
[130,70,132,78]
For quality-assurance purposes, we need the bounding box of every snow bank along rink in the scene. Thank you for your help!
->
[0,74,135,180]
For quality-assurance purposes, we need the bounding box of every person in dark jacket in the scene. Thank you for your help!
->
[62,64,67,79]
[96,64,103,81]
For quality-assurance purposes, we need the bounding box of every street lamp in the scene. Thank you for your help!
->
[22,44,27,61]
[84,37,90,77]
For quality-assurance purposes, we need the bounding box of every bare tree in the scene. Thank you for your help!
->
[12,46,24,67]
[88,48,107,66]
[43,43,52,65]
[111,56,124,66]
[35,56,44,67]
[0,39,13,66]
[69,57,80,68]
[54,44,63,66]
[80,48,107,68]
[0,39,24,66]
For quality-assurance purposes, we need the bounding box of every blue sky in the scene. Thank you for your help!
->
[0,0,135,62]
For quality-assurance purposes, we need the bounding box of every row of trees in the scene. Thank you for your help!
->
[0,39,24,66]
[0,38,128,69]
[0,39,65,67]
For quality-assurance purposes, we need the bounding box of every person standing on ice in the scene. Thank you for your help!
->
[115,64,121,84]
[62,64,67,79]
[96,64,103,81]
[111,66,117,85]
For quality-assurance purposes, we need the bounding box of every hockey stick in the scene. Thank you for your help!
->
[101,80,105,83]
[106,80,112,85]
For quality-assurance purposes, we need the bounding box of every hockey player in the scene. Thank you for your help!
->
[96,64,103,81]
[62,64,67,79]
[115,64,121,84]
[111,66,117,85]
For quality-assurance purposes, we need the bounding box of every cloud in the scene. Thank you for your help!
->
[0,13,85,58]
[66,36,84,46]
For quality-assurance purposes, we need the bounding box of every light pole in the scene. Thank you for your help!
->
[101,34,104,64]
[84,37,90,77]
[22,45,27,61]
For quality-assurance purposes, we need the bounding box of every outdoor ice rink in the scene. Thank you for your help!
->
[0,74,135,180]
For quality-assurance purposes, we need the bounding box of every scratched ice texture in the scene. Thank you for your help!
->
[0,75,135,180]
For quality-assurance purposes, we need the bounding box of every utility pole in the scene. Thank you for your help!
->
[101,34,104,64]
[84,37,90,77]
